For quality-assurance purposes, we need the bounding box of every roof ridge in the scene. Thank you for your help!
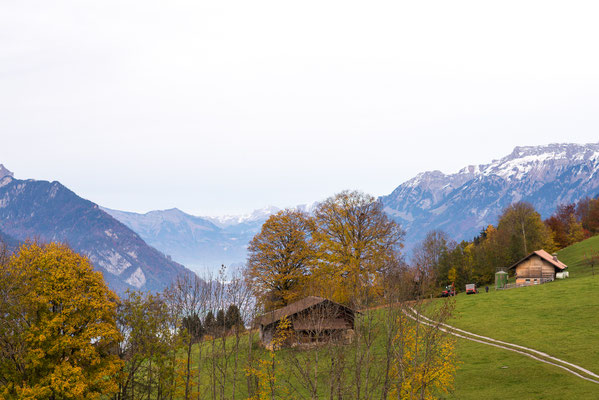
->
[508,249,568,271]
[255,296,349,327]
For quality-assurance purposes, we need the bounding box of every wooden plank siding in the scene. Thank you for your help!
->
[514,255,558,285]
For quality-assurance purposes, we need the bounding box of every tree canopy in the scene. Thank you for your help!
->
[245,209,315,310]
[0,242,122,399]
[311,191,404,305]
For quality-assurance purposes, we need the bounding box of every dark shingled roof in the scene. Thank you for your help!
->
[508,249,568,271]
[255,296,355,327]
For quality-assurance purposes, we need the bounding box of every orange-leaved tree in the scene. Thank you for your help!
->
[0,242,122,400]
[245,209,316,310]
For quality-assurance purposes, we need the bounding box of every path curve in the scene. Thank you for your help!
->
[404,307,599,385]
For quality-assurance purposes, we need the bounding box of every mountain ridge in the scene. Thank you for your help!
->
[0,168,192,294]
[381,142,599,251]
[97,142,599,270]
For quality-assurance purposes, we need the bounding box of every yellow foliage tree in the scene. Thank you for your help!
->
[245,316,292,400]
[311,191,404,305]
[389,308,457,400]
[0,242,122,399]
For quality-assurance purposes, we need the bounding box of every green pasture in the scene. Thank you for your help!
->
[176,236,599,399]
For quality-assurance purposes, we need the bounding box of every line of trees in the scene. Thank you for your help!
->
[245,190,405,311]
[1,238,458,400]
[415,197,599,290]
[242,190,458,399]
[115,268,256,400]
[0,190,463,399]
[545,197,599,249]
[0,242,257,400]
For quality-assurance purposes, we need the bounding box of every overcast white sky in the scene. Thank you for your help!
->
[1,1,598,216]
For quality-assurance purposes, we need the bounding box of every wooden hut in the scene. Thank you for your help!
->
[254,296,356,348]
[508,249,568,286]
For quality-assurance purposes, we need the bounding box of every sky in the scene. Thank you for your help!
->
[1,0,599,216]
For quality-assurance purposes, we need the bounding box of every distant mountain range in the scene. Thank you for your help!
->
[106,143,599,267]
[380,142,599,251]
[102,206,281,273]
[0,166,191,294]
[2,142,598,286]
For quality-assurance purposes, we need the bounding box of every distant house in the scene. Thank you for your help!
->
[508,249,568,286]
[255,296,356,348]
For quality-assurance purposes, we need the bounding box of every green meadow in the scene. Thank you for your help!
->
[185,236,599,399]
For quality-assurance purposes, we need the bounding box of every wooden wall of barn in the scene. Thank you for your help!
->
[514,255,557,285]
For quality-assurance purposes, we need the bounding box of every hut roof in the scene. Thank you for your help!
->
[507,249,568,271]
[255,296,355,327]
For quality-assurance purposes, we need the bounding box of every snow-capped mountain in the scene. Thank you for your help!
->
[0,165,192,294]
[105,143,599,267]
[381,142,599,252]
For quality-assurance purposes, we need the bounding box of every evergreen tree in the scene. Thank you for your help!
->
[204,310,216,336]
[182,313,205,342]
[225,304,243,331]
[216,309,226,336]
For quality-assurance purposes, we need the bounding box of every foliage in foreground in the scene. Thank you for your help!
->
[0,242,122,399]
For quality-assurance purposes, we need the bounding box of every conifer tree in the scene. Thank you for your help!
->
[204,310,216,336]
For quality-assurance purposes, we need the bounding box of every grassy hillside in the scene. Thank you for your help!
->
[449,339,598,399]
[557,234,599,277]
[180,236,599,399]
[445,235,599,397]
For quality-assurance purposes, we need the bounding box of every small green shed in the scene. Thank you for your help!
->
[495,270,508,289]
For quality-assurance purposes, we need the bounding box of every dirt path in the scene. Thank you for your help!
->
[404,307,599,385]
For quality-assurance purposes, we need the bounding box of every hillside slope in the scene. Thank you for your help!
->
[0,168,192,294]
[447,235,599,374]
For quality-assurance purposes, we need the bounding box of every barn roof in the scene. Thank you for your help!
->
[255,296,355,327]
[507,249,568,271]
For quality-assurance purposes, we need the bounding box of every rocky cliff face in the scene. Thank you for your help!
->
[381,143,599,252]
[0,167,191,294]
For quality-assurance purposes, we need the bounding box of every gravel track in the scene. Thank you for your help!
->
[404,307,599,385]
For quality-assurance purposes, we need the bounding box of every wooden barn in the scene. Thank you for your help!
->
[255,296,356,348]
[508,249,568,286]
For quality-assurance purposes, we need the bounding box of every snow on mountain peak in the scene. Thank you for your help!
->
[382,141,599,255]
[400,143,599,191]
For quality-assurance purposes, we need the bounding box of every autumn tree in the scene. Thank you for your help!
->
[496,202,555,264]
[245,209,315,310]
[0,242,122,399]
[576,197,599,235]
[311,190,404,306]
[115,290,179,400]
[584,251,599,276]
[545,203,586,249]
